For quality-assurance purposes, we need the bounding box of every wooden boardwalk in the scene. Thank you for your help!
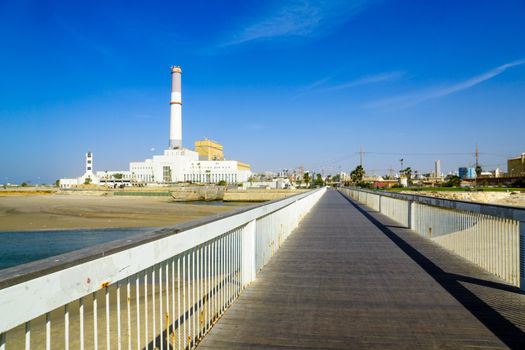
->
[198,190,524,349]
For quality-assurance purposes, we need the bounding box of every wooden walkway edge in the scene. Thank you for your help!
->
[197,190,524,349]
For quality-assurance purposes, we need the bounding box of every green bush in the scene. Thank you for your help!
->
[443,175,461,187]
[511,179,525,188]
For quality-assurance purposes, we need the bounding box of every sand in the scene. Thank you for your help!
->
[400,190,525,208]
[0,195,248,232]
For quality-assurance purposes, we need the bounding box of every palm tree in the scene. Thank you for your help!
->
[403,167,413,181]
[475,165,482,178]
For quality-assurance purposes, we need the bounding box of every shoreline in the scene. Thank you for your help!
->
[0,194,248,232]
[0,225,160,233]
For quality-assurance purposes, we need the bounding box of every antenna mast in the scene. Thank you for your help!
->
[475,144,479,168]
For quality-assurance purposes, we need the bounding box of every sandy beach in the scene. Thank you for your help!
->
[0,194,248,232]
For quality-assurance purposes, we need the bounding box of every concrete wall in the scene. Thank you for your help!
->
[224,189,305,202]
[170,186,225,201]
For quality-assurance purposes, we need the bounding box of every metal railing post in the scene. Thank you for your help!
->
[408,200,415,229]
[518,221,525,291]
[0,189,327,348]
[242,220,257,287]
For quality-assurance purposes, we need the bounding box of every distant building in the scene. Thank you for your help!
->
[195,138,224,161]
[277,169,289,178]
[59,152,100,188]
[371,179,398,188]
[242,178,291,190]
[59,66,252,187]
[458,167,476,179]
[60,152,133,188]
[434,160,441,179]
[262,171,277,180]
[507,153,525,176]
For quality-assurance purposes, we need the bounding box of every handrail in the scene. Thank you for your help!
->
[340,187,524,291]
[346,187,525,221]
[0,187,326,349]
[0,190,308,289]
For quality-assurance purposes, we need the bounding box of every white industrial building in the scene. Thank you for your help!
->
[129,149,249,185]
[60,66,251,188]
[59,152,133,188]
[59,152,99,188]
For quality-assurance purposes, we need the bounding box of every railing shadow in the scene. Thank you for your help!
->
[145,272,241,350]
[449,273,524,295]
[339,192,525,349]
[383,224,408,230]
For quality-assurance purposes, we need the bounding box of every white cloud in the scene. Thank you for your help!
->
[224,0,372,46]
[320,71,404,92]
[297,71,403,95]
[368,59,525,109]
[297,76,332,93]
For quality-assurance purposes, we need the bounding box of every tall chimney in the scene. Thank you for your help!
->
[169,66,182,149]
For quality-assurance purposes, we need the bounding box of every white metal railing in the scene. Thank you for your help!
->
[0,188,326,349]
[340,188,525,290]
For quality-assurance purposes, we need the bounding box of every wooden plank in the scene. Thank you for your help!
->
[198,190,521,349]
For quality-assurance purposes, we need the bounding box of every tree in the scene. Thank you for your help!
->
[315,174,324,187]
[84,177,92,185]
[350,165,365,183]
[443,175,461,187]
[113,173,124,180]
[475,165,482,178]
[402,167,413,181]
[303,173,311,187]
[217,180,227,186]
[55,179,60,187]
[20,182,28,187]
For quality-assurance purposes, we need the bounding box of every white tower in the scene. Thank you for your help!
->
[169,66,182,149]
[85,151,94,175]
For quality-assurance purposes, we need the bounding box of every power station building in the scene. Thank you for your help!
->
[507,153,525,176]
[60,66,251,187]
[195,138,224,160]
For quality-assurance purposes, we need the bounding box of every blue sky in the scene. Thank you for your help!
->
[1,0,524,183]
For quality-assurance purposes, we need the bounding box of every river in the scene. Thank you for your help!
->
[0,227,156,270]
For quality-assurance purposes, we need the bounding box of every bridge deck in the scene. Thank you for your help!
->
[198,190,524,349]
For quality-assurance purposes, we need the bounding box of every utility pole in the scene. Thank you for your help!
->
[475,144,482,186]
[359,146,364,168]
[475,144,479,168]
